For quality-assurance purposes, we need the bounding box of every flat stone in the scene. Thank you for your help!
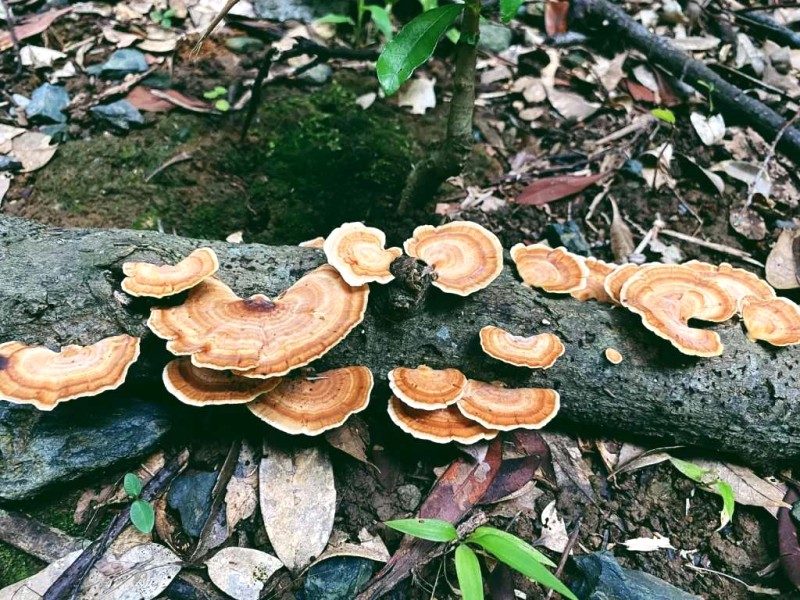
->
[299,64,333,85]
[302,557,374,600]
[253,0,348,22]
[478,23,513,53]
[168,470,218,538]
[395,484,421,512]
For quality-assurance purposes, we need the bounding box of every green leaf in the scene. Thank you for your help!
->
[669,457,710,483]
[466,527,577,600]
[420,0,439,11]
[163,8,176,18]
[150,9,163,21]
[315,13,356,25]
[650,107,676,125]
[123,473,142,498]
[215,99,231,112]
[500,0,524,22]
[455,544,484,600]
[376,4,464,96]
[130,499,155,534]
[711,481,735,530]
[445,28,460,44]
[365,5,393,40]
[385,518,458,542]
[161,18,172,28]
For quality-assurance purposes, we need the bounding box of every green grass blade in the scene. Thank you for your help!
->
[385,518,458,542]
[455,544,484,600]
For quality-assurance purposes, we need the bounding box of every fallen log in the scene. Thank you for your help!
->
[0,216,797,467]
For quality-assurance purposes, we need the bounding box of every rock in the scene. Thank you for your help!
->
[545,220,591,255]
[253,0,348,22]
[395,484,421,512]
[168,470,218,537]
[90,100,144,130]
[478,23,513,53]
[225,36,266,53]
[301,557,374,600]
[299,64,333,85]
[87,49,148,77]
[25,83,70,124]
[0,396,171,500]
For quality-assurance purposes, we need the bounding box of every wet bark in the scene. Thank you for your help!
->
[0,216,798,466]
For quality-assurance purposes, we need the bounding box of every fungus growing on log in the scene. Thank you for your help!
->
[0,335,140,410]
[121,248,219,298]
[741,296,800,347]
[163,358,281,406]
[403,221,503,296]
[605,348,623,364]
[684,260,776,310]
[299,237,325,248]
[479,326,564,369]
[387,396,498,444]
[620,264,737,357]
[456,380,560,431]
[571,257,616,304]
[510,243,588,293]
[388,365,468,410]
[247,366,373,435]
[324,222,402,286]
[148,265,368,376]
[604,263,640,304]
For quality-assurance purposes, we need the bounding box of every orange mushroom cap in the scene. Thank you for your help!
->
[620,264,737,357]
[741,296,800,347]
[684,260,776,311]
[403,221,503,296]
[388,365,468,410]
[0,335,140,410]
[148,265,368,376]
[163,358,281,406]
[603,263,640,304]
[247,366,373,435]
[324,223,403,286]
[604,348,623,364]
[122,248,219,298]
[571,257,616,304]
[299,237,325,248]
[456,379,560,431]
[479,326,564,369]
[510,243,588,294]
[387,396,498,444]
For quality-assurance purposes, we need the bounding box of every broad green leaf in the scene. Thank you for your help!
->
[130,499,155,534]
[711,481,735,530]
[466,527,556,567]
[669,457,710,483]
[455,544,484,600]
[315,13,356,25]
[500,0,524,22]
[123,473,142,498]
[385,518,458,542]
[446,28,460,44]
[215,99,231,112]
[377,4,464,96]
[420,0,439,11]
[366,5,393,40]
[163,8,176,18]
[651,108,676,125]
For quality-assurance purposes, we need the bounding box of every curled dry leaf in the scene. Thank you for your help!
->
[398,77,436,115]
[694,460,789,517]
[540,500,569,553]
[0,7,72,51]
[11,132,58,172]
[547,87,601,121]
[225,441,259,531]
[542,432,595,502]
[206,547,283,600]
[610,197,635,262]
[640,143,674,190]
[516,172,606,206]
[766,229,800,290]
[779,488,800,590]
[690,112,726,146]
[730,206,767,241]
[312,528,391,565]
[324,414,373,468]
[719,161,772,197]
[676,153,724,195]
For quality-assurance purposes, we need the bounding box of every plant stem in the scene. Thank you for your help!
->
[397,0,480,214]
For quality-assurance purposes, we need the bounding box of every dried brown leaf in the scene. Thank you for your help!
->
[515,172,606,206]
[610,197,635,262]
[766,229,800,289]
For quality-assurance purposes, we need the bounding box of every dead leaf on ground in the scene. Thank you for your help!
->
[313,528,391,565]
[610,197,635,261]
[547,87,601,121]
[693,460,789,517]
[398,77,436,115]
[730,205,767,241]
[544,0,570,35]
[324,415,374,469]
[542,432,595,502]
[11,132,58,172]
[206,547,283,600]
[481,456,540,504]
[259,442,336,573]
[690,112,726,146]
[766,228,800,289]
[513,76,547,103]
[778,488,800,590]
[621,534,675,552]
[540,500,569,552]
[671,36,721,51]
[608,443,679,478]
[0,124,26,154]
[0,8,72,52]
[515,172,606,206]
[718,161,772,197]
[150,89,216,113]
[640,143,675,189]
[225,441,259,531]
[592,53,628,92]
[676,153,725,195]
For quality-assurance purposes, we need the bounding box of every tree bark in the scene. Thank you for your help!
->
[0,216,798,466]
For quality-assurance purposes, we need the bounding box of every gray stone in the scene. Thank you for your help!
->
[25,83,69,124]
[90,100,144,131]
[225,36,266,53]
[0,396,171,500]
[478,22,513,53]
[303,557,374,600]
[299,64,333,85]
[253,0,348,22]
[167,470,218,537]
[395,484,421,512]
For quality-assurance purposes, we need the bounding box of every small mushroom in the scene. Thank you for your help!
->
[247,366,373,435]
[388,365,468,409]
[387,396,498,444]
[403,221,503,296]
[741,296,800,346]
[604,348,623,364]
[510,243,588,293]
[684,260,776,311]
[571,257,616,304]
[148,265,368,376]
[0,335,141,410]
[456,380,560,431]
[163,358,281,406]
[122,248,219,298]
[603,263,641,304]
[299,237,326,248]
[479,326,564,369]
[324,222,402,286]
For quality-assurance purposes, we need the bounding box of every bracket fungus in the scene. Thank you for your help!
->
[741,296,800,346]
[247,366,373,435]
[299,236,325,248]
[121,247,219,298]
[0,335,140,410]
[388,365,468,409]
[603,263,640,304]
[510,243,588,293]
[163,358,281,406]
[324,222,403,286]
[403,221,503,296]
[605,348,623,364]
[479,326,564,369]
[620,265,737,357]
[456,380,560,431]
[684,260,776,310]
[387,396,498,444]
[571,257,616,304]
[148,265,368,377]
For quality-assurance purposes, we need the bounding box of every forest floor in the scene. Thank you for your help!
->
[0,0,799,598]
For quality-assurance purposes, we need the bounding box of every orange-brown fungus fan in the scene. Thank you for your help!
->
[299,237,325,248]
[163,358,281,406]
[605,348,623,364]
[122,248,219,298]
[0,335,140,410]
[571,257,616,304]
[324,222,402,286]
[620,265,737,357]
[247,366,373,435]
[148,265,368,377]
[604,263,640,304]
[457,380,560,431]
[404,221,503,296]
[388,365,467,409]
[510,243,588,293]
[479,326,564,369]
[387,396,498,444]
[741,296,800,347]
[684,260,776,310]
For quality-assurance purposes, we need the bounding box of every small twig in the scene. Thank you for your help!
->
[240,47,277,142]
[0,0,23,77]
[658,228,764,267]
[745,108,800,208]
[193,0,241,54]
[545,516,582,599]
[145,152,194,183]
